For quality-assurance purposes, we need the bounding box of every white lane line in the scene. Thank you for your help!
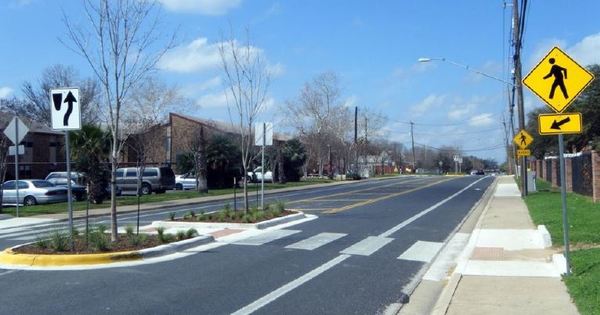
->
[397,241,443,262]
[233,229,301,246]
[285,233,346,251]
[0,270,17,277]
[378,176,487,238]
[231,254,351,315]
[340,236,393,256]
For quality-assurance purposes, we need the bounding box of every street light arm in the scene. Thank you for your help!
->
[418,57,514,86]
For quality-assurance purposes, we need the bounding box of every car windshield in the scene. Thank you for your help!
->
[31,180,55,188]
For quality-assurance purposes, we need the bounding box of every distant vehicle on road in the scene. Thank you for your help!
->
[175,173,198,190]
[1,180,68,206]
[116,167,175,195]
[470,170,485,175]
[247,167,273,183]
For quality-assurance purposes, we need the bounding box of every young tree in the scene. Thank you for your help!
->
[219,31,271,212]
[63,0,175,241]
[70,124,111,204]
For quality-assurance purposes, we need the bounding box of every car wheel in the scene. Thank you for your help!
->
[23,196,37,206]
[140,184,152,195]
[175,183,183,190]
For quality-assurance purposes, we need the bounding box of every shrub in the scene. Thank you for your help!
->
[71,227,80,237]
[189,210,196,218]
[186,228,198,238]
[125,225,134,237]
[50,231,69,252]
[168,212,176,221]
[275,201,285,212]
[35,236,48,249]
[176,230,186,241]
[129,233,147,246]
[156,227,172,243]
[223,203,231,212]
[89,226,110,251]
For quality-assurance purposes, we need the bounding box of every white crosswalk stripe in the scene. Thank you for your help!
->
[397,241,443,263]
[340,236,393,256]
[234,229,301,246]
[285,232,346,251]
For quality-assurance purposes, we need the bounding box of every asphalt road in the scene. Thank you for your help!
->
[0,175,493,314]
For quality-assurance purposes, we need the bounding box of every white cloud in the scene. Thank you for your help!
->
[158,0,241,15]
[266,62,285,77]
[343,95,358,108]
[468,113,496,127]
[196,90,229,109]
[410,94,445,117]
[159,38,223,73]
[567,33,600,66]
[0,86,13,98]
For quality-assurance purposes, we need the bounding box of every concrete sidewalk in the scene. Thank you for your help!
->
[400,176,579,315]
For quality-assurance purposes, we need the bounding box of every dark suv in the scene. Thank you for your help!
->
[116,167,176,195]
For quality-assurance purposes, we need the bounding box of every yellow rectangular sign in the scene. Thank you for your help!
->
[538,113,582,135]
[517,149,531,157]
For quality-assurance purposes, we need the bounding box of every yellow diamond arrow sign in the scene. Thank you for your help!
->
[513,129,533,149]
[538,112,582,135]
[523,46,594,113]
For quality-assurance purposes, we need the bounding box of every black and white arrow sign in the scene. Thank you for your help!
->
[50,88,81,131]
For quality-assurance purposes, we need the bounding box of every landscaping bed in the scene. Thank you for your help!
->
[168,202,293,224]
[12,225,199,255]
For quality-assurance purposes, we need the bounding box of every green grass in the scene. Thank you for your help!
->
[564,248,600,315]
[524,179,600,245]
[0,179,334,217]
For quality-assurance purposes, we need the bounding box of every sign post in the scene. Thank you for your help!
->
[255,122,273,210]
[50,88,81,249]
[523,46,595,275]
[3,117,29,217]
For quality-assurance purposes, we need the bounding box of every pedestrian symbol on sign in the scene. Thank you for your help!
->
[543,58,568,100]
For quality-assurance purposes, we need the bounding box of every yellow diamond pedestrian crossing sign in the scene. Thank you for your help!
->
[513,129,533,149]
[523,46,594,113]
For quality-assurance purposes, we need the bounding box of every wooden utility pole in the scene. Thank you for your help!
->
[513,0,528,195]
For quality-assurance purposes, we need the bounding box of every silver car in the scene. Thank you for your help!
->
[1,180,68,206]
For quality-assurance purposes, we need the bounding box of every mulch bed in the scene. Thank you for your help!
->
[13,234,170,255]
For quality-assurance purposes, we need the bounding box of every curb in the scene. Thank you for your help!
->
[152,211,306,230]
[0,234,214,267]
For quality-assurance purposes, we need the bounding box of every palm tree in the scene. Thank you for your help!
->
[70,124,111,203]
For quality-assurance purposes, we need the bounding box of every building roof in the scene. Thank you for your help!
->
[170,112,291,141]
[0,112,64,136]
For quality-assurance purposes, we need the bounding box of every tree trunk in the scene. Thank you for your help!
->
[196,127,208,193]
[110,151,118,242]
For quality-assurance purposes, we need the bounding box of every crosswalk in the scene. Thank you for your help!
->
[233,229,444,263]
[0,222,445,265]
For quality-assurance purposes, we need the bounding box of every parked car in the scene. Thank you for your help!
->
[1,180,68,206]
[175,173,198,190]
[116,167,175,195]
[45,171,121,201]
[45,172,86,201]
[247,167,273,183]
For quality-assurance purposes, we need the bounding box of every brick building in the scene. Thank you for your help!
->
[1,113,66,180]
[124,112,289,172]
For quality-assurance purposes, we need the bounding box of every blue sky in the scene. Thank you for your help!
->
[1,0,600,163]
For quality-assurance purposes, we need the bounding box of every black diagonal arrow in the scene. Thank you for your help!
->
[63,91,77,126]
[550,117,571,130]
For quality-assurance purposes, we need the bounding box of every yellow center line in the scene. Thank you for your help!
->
[286,178,429,205]
[324,177,456,214]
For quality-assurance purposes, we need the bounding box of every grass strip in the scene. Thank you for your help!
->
[564,248,600,315]
[524,179,600,245]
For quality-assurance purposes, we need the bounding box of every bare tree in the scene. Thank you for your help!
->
[63,0,175,241]
[21,64,101,126]
[0,128,9,214]
[219,30,271,212]
[284,72,350,177]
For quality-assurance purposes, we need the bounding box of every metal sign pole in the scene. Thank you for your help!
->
[65,131,74,249]
[558,134,571,275]
[14,118,19,217]
[261,122,265,211]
